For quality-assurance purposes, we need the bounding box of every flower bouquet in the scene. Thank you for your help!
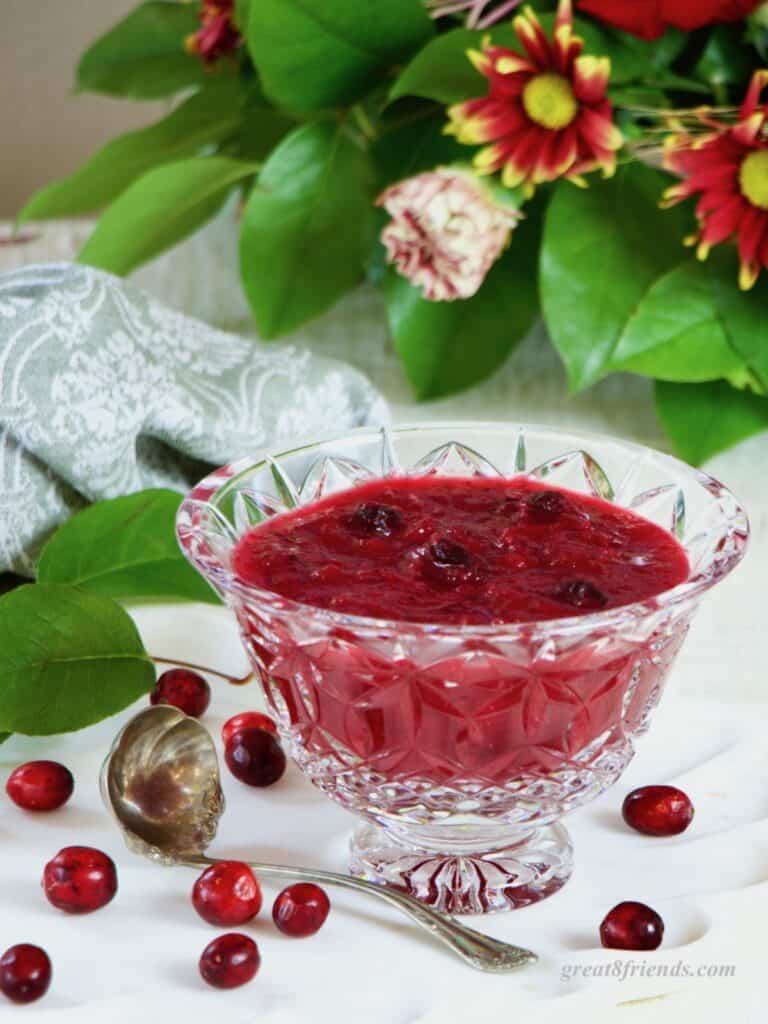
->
[19,0,768,462]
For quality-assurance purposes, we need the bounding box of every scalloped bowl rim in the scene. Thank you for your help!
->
[177,421,750,638]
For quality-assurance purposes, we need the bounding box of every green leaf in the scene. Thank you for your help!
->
[239,122,376,337]
[655,380,768,464]
[617,27,687,71]
[18,78,243,224]
[389,28,496,106]
[695,25,751,88]
[79,156,258,275]
[384,199,543,399]
[707,249,768,391]
[247,0,433,112]
[37,489,219,605]
[0,584,154,735]
[611,261,744,382]
[0,733,10,745]
[372,113,467,189]
[234,0,251,32]
[389,15,651,106]
[236,80,297,161]
[541,163,688,390]
[77,1,207,99]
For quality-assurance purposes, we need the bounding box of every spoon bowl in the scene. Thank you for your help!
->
[101,704,223,864]
[101,706,537,973]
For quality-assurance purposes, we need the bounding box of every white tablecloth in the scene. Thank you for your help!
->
[0,604,765,1023]
[1,216,765,1021]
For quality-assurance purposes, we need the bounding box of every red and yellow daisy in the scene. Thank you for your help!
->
[445,0,622,196]
[663,70,768,290]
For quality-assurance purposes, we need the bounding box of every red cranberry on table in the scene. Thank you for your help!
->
[150,669,210,718]
[42,846,118,914]
[199,933,260,989]
[0,945,51,1005]
[273,883,330,938]
[225,727,286,788]
[5,760,74,812]
[192,861,262,926]
[600,901,664,951]
[222,711,277,746]
[622,785,694,837]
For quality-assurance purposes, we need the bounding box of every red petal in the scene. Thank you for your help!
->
[514,7,552,67]
[577,107,622,153]
[737,204,768,269]
[699,196,746,247]
[573,56,610,105]
[575,0,664,40]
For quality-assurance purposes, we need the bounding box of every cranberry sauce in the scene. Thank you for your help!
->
[232,476,689,625]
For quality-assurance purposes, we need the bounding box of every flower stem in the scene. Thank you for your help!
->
[149,655,253,686]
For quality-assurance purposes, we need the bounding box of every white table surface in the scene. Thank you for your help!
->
[1,216,766,1021]
[0,603,765,1024]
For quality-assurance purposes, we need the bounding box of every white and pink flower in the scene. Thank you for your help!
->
[377,169,520,301]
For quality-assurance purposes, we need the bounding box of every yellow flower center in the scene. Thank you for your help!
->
[522,73,578,131]
[739,150,768,210]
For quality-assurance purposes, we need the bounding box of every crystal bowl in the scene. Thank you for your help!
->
[177,424,748,914]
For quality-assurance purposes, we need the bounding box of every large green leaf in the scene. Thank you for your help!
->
[0,584,154,735]
[37,489,218,605]
[77,1,206,99]
[389,28,497,106]
[372,113,467,189]
[656,380,768,464]
[236,79,297,161]
[708,250,768,391]
[247,0,433,112]
[79,156,258,275]
[389,16,648,106]
[611,261,745,382]
[384,200,543,399]
[239,122,376,337]
[18,78,243,224]
[541,163,687,390]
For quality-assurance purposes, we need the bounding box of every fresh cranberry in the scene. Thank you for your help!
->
[42,846,118,914]
[527,489,569,524]
[421,539,475,588]
[192,862,262,926]
[5,760,74,812]
[554,579,608,610]
[150,668,210,718]
[622,785,694,837]
[199,933,260,989]
[0,945,51,1005]
[225,727,286,787]
[347,503,403,537]
[600,901,664,951]
[222,712,277,746]
[272,883,330,938]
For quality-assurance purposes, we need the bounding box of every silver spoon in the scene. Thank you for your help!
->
[100,705,537,973]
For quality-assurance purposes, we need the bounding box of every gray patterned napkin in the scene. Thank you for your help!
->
[0,263,388,575]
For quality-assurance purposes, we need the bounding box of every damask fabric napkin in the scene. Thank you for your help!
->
[0,263,389,575]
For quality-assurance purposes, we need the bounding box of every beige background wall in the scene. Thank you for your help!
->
[3,1,161,218]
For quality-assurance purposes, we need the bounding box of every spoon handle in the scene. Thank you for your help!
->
[185,855,536,973]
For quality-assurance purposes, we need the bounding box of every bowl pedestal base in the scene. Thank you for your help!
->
[349,821,573,914]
